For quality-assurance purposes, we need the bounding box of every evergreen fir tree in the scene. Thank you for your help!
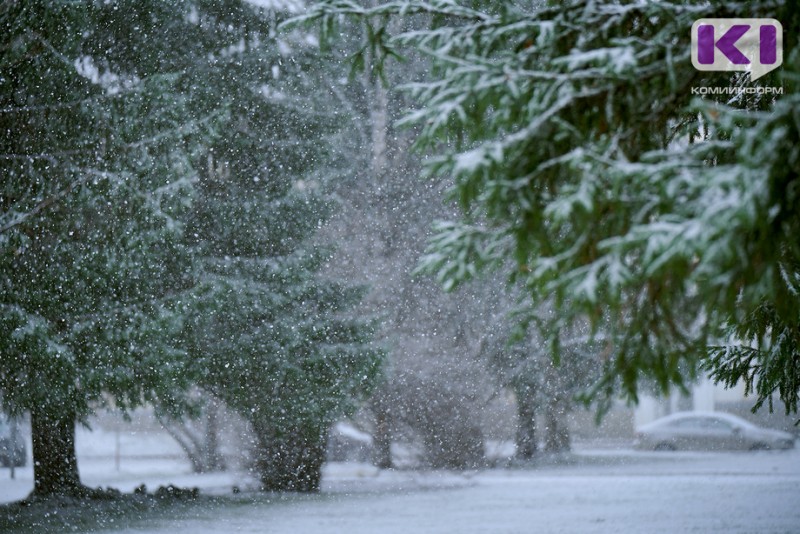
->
[0,0,220,496]
[1,0,382,496]
[295,0,800,416]
[179,4,383,492]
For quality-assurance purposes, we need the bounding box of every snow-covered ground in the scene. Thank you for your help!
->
[2,429,798,533]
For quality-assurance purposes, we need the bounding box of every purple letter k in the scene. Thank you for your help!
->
[697,24,751,64]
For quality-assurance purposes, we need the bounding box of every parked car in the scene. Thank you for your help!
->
[634,411,795,452]
[0,416,26,467]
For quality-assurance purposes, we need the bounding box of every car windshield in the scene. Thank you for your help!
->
[704,418,734,430]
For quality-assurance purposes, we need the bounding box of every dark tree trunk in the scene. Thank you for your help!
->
[514,382,538,460]
[423,424,484,469]
[158,399,226,474]
[30,409,84,497]
[372,397,393,469]
[544,395,571,453]
[203,400,225,472]
[255,426,327,493]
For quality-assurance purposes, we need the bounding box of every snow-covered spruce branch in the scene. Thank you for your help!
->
[283,0,490,30]
[28,29,75,69]
[0,173,88,235]
[0,89,134,115]
[124,108,227,150]
[0,151,82,162]
[415,221,513,291]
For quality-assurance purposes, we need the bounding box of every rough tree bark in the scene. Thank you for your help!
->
[371,395,393,469]
[30,409,85,497]
[368,76,389,177]
[513,381,538,460]
[544,390,571,453]
[363,26,395,470]
[254,425,328,492]
[203,401,225,471]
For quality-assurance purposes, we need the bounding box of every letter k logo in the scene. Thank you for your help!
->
[697,24,750,64]
[691,19,783,81]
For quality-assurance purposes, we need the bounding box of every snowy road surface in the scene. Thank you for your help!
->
[3,445,798,533]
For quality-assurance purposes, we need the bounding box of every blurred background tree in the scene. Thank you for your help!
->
[296,0,800,422]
